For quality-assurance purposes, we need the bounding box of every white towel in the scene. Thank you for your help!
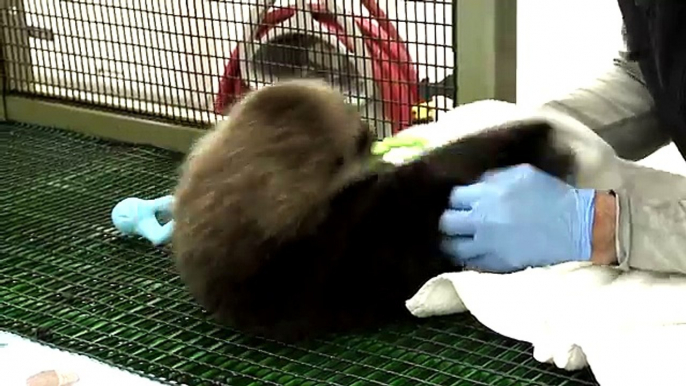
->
[382,100,686,386]
[0,331,164,386]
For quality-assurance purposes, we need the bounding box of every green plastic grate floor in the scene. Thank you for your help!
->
[1,122,600,386]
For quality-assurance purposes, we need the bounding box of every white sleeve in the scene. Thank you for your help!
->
[543,56,671,161]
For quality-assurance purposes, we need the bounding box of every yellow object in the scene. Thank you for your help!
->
[371,136,429,156]
[411,101,436,123]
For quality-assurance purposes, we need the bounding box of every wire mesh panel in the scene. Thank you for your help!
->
[1,122,600,386]
[1,0,455,137]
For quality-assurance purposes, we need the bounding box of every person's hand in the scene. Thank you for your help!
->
[439,164,596,273]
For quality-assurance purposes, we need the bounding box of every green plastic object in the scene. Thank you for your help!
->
[1,122,599,386]
[372,136,429,157]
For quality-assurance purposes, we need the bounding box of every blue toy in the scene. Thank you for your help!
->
[111,195,175,246]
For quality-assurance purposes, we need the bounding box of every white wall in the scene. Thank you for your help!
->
[517,0,684,172]
[517,0,624,106]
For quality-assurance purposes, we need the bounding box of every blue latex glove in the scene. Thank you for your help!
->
[439,164,596,273]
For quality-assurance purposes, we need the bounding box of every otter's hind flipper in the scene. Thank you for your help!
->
[413,121,575,184]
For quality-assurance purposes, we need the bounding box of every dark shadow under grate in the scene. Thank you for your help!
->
[0,122,599,386]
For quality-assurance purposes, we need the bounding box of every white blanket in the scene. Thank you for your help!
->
[384,100,686,386]
[0,331,163,386]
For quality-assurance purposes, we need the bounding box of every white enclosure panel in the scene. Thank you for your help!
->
[20,0,454,123]
[24,0,219,119]
[517,0,624,106]
[517,0,684,172]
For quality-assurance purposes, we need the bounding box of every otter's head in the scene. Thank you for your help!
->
[178,79,376,236]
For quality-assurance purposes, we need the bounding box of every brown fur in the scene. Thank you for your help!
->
[172,79,575,341]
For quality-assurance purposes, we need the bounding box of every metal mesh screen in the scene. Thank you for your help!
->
[0,1,598,385]
[2,0,455,137]
[1,121,600,386]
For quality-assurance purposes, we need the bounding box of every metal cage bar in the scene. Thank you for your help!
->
[1,0,34,94]
[0,3,605,386]
[0,0,516,152]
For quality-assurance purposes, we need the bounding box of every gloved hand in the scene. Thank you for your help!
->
[439,164,596,273]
